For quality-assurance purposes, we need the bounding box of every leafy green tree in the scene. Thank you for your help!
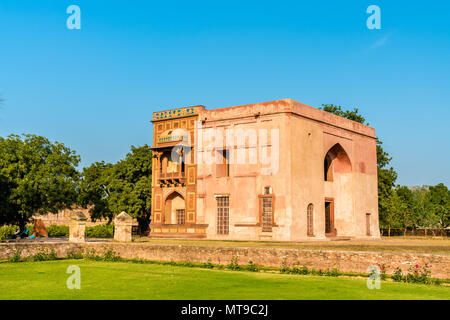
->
[426,183,449,230]
[320,104,398,228]
[380,191,405,236]
[78,161,114,222]
[0,173,14,225]
[79,145,152,233]
[108,145,152,233]
[395,185,416,233]
[321,104,368,124]
[0,134,80,230]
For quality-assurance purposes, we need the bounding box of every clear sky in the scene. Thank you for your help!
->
[0,1,449,187]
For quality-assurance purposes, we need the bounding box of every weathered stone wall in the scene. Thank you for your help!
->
[1,242,448,279]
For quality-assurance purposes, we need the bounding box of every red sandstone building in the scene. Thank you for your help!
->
[150,99,379,241]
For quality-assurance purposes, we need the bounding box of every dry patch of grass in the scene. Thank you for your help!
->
[134,237,450,255]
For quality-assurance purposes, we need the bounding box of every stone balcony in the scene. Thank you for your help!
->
[158,171,186,186]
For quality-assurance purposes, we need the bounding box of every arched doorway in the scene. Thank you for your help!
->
[323,143,352,237]
[164,192,186,224]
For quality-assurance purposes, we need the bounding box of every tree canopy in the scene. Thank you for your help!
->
[0,134,80,229]
[79,145,152,232]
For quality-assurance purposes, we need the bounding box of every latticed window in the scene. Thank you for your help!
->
[216,196,229,234]
[307,204,314,236]
[176,209,186,225]
[262,197,273,232]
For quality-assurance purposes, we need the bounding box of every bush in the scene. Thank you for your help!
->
[66,248,83,259]
[31,248,58,261]
[84,248,101,261]
[291,265,309,275]
[326,268,339,277]
[86,224,114,238]
[391,264,438,285]
[102,249,120,262]
[280,258,290,274]
[47,225,69,237]
[202,259,214,269]
[246,260,259,272]
[392,268,404,282]
[8,248,22,262]
[227,256,240,271]
[0,226,16,240]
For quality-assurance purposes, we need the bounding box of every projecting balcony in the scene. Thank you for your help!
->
[158,171,186,185]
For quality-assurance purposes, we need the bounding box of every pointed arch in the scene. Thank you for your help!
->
[164,190,185,202]
[324,143,352,181]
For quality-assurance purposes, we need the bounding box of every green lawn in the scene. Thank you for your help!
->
[0,260,449,300]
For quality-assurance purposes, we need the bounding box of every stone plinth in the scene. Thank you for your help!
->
[69,211,87,243]
[114,212,133,242]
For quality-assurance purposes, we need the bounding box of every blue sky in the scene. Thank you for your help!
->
[0,1,449,186]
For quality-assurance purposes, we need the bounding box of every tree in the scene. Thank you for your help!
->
[320,104,398,227]
[0,173,14,225]
[79,145,152,234]
[0,134,80,230]
[395,185,415,233]
[78,161,114,222]
[108,145,152,234]
[321,104,367,124]
[426,183,449,230]
[380,192,405,236]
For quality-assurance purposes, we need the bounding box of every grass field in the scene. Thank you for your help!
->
[0,260,449,300]
[134,237,450,255]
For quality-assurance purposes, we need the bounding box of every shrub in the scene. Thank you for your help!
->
[0,226,17,240]
[392,268,404,282]
[280,258,290,274]
[405,264,432,285]
[227,256,240,271]
[8,248,22,262]
[326,268,339,277]
[391,264,437,285]
[291,266,309,275]
[246,260,259,272]
[102,249,120,262]
[312,269,324,276]
[377,263,387,280]
[47,225,69,237]
[86,224,114,238]
[84,248,101,260]
[66,248,83,259]
[31,248,58,261]
[202,259,214,269]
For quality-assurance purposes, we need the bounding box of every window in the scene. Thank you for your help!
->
[216,149,229,177]
[366,213,371,236]
[262,197,273,232]
[216,196,229,234]
[264,186,272,195]
[176,209,185,225]
[307,204,314,236]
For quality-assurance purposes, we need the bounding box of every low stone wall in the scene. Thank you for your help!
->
[1,242,449,279]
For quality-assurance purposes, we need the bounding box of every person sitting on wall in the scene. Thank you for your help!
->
[21,227,29,239]
[13,227,20,239]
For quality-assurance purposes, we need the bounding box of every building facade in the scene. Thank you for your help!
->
[150,99,380,241]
